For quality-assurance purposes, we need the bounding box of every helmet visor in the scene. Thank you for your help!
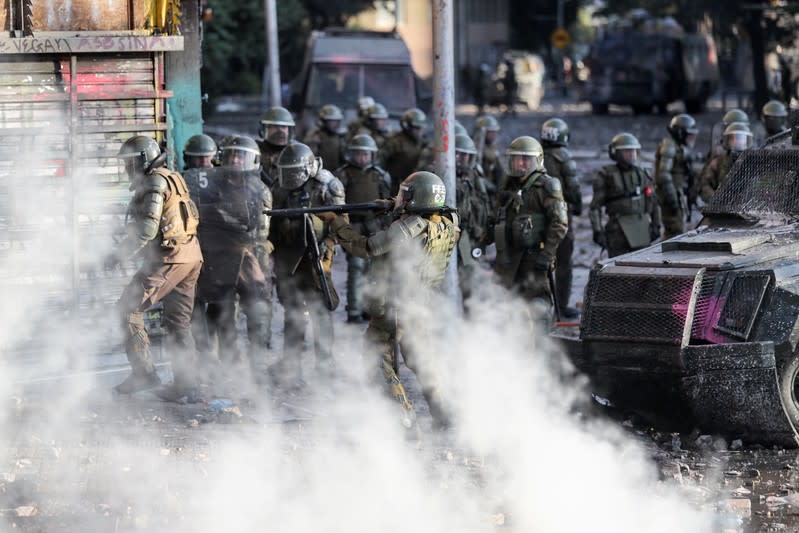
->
[456,151,475,173]
[726,132,752,152]
[279,165,309,190]
[504,154,538,177]
[222,149,259,171]
[617,148,638,165]
[765,116,787,133]
[347,149,373,168]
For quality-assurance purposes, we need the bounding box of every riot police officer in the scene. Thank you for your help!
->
[257,106,296,186]
[319,171,460,429]
[762,99,788,137]
[472,114,505,193]
[655,113,698,239]
[492,136,568,312]
[182,133,218,372]
[303,104,346,171]
[193,136,273,379]
[182,134,217,171]
[710,109,749,158]
[350,102,391,148]
[590,133,661,258]
[415,120,468,172]
[541,117,581,318]
[380,107,430,195]
[346,96,376,141]
[697,122,752,203]
[268,142,345,386]
[107,136,203,399]
[335,133,392,323]
[453,134,491,307]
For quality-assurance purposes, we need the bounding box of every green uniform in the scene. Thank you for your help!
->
[590,163,661,258]
[493,170,568,305]
[654,137,693,239]
[304,128,345,171]
[379,131,429,195]
[330,211,460,426]
[456,168,491,303]
[543,145,581,310]
[697,151,737,203]
[481,144,506,192]
[256,139,285,187]
[335,162,393,321]
[348,123,390,149]
[270,170,345,380]
[116,167,203,388]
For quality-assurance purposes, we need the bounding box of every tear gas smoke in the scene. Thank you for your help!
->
[0,122,713,532]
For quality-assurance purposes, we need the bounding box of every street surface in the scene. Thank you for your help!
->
[2,94,796,533]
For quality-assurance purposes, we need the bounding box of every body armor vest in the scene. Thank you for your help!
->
[318,132,344,170]
[498,171,549,250]
[417,214,460,288]
[340,164,390,205]
[456,171,490,243]
[600,165,650,217]
[151,168,199,249]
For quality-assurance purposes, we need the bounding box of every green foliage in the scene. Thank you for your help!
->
[201,0,373,100]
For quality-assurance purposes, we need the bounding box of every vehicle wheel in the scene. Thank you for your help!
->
[778,354,799,426]
[591,103,609,115]
[632,104,651,115]
[685,98,706,114]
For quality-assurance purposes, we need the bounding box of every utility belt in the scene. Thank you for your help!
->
[606,190,646,218]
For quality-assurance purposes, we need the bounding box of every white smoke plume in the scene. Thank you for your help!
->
[0,122,714,532]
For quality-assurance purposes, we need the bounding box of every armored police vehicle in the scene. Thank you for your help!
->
[289,28,425,138]
[582,28,719,115]
[555,148,799,446]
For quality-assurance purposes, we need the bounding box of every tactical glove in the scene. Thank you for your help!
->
[533,251,554,271]
[315,211,338,224]
[320,237,336,273]
[593,231,608,248]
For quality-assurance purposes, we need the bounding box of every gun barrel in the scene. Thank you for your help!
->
[266,202,389,217]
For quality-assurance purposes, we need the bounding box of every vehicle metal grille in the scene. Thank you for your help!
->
[582,269,700,345]
[704,149,799,218]
[690,272,725,341]
[715,273,771,340]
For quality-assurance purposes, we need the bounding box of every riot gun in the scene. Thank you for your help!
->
[265,201,456,218]
[299,213,337,311]
[265,202,392,218]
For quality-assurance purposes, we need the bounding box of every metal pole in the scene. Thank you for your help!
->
[432,0,458,302]
[264,0,281,107]
[556,0,565,95]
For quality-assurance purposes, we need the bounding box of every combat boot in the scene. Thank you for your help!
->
[154,380,201,404]
[113,370,161,395]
